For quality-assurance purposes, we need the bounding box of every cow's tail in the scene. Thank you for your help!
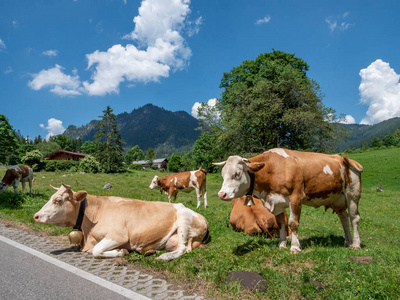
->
[343,155,363,186]
[343,155,363,174]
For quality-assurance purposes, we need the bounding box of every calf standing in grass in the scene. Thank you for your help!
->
[149,168,208,208]
[0,165,34,194]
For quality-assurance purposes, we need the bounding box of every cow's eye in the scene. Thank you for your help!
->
[234,171,241,178]
[53,199,62,205]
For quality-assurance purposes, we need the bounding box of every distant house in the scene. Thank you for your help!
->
[45,150,89,161]
[132,158,168,169]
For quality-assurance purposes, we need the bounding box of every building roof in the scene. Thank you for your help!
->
[45,150,89,160]
[132,158,167,165]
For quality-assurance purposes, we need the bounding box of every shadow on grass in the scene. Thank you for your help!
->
[233,234,347,256]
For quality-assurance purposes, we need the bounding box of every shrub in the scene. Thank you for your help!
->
[79,156,102,173]
[129,164,144,171]
[21,150,43,167]
[0,192,27,207]
[43,160,79,172]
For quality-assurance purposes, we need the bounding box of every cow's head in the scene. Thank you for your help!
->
[0,182,7,192]
[213,156,264,201]
[33,183,87,227]
[149,175,160,190]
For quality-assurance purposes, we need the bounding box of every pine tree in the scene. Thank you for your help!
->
[94,106,125,173]
[0,114,20,164]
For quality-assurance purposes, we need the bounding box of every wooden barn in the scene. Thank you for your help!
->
[45,150,88,161]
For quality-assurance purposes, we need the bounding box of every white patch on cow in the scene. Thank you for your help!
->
[263,193,290,215]
[10,165,22,172]
[92,238,121,258]
[323,165,334,176]
[268,148,290,158]
[189,171,198,188]
[174,177,178,185]
[149,175,159,190]
[174,203,199,218]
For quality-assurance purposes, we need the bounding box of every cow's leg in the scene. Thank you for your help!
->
[28,178,33,194]
[202,186,208,208]
[168,188,174,203]
[275,212,287,249]
[13,180,20,194]
[346,173,362,249]
[337,209,352,247]
[348,200,361,249]
[157,225,189,261]
[288,202,302,253]
[21,181,26,193]
[195,188,201,209]
[92,238,128,258]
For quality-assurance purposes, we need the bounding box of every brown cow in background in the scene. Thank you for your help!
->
[230,195,289,237]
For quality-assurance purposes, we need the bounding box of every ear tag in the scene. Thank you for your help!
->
[244,195,255,206]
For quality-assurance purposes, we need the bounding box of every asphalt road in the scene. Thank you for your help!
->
[0,237,150,300]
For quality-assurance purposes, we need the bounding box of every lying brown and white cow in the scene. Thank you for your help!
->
[149,168,208,208]
[230,195,289,237]
[0,165,34,194]
[34,184,209,261]
[214,148,363,253]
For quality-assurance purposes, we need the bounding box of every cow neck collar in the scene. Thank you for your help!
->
[73,198,87,231]
[244,159,256,206]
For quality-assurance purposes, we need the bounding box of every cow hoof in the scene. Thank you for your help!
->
[119,249,129,256]
[278,241,287,249]
[290,246,301,254]
[350,245,361,250]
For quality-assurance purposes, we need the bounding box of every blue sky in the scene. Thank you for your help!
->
[1,0,400,140]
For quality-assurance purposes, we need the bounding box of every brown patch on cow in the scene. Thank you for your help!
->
[226,271,268,292]
[348,256,374,263]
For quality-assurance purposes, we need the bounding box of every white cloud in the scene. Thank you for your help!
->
[83,0,193,96]
[28,0,199,97]
[40,118,66,140]
[359,59,400,125]
[4,66,12,74]
[42,50,58,56]
[255,16,271,25]
[339,115,356,124]
[28,64,82,96]
[0,38,6,51]
[326,12,352,32]
[192,98,217,119]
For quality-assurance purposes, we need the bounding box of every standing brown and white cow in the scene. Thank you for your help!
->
[213,148,363,253]
[0,165,34,194]
[34,184,209,261]
[149,168,208,208]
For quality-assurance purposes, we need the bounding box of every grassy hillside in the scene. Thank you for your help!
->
[1,148,400,299]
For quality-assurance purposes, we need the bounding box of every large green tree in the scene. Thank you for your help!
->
[125,145,145,164]
[199,50,342,154]
[94,106,125,173]
[0,115,20,164]
[80,140,97,155]
[51,134,73,151]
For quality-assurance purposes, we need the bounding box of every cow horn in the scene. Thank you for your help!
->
[50,185,59,191]
[212,161,226,166]
[62,183,71,190]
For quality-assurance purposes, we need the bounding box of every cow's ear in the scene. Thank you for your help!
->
[73,191,87,202]
[246,162,265,173]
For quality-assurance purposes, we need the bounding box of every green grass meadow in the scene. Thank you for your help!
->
[1,148,400,299]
